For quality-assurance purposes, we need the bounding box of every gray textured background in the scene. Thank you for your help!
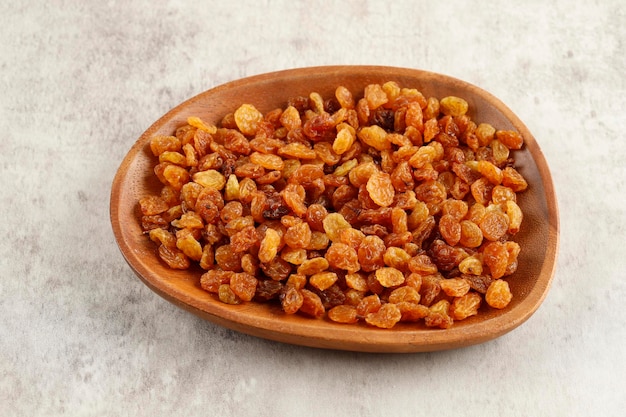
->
[1,1,625,416]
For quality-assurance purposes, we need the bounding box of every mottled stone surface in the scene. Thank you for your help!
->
[1,1,624,415]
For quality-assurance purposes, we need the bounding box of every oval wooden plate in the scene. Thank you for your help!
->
[110,66,559,353]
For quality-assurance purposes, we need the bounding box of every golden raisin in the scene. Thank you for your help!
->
[309,271,339,291]
[234,104,264,136]
[439,96,468,117]
[483,241,509,279]
[366,171,395,207]
[328,305,358,324]
[299,289,325,318]
[365,303,401,329]
[479,209,510,241]
[230,273,258,302]
[485,279,513,309]
[451,292,482,320]
[325,242,360,272]
[258,228,281,263]
[440,278,471,297]
[375,267,405,288]
[281,285,304,314]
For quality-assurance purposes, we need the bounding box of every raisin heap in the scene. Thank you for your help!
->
[139,81,528,329]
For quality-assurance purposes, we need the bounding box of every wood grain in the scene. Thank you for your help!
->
[110,66,559,352]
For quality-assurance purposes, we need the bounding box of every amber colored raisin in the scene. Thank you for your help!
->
[388,286,421,304]
[458,256,483,275]
[150,135,182,156]
[230,225,259,253]
[139,195,169,216]
[345,272,369,292]
[323,212,352,242]
[451,292,482,320]
[474,160,503,185]
[175,232,203,261]
[495,130,524,150]
[383,247,411,270]
[440,278,471,297]
[470,177,494,206]
[354,295,380,317]
[158,245,190,269]
[365,171,395,208]
[502,167,528,192]
[408,254,437,275]
[357,125,390,151]
[233,104,263,136]
[439,214,461,246]
[483,241,509,279]
[199,244,215,270]
[415,180,447,205]
[325,242,360,272]
[279,105,302,131]
[297,257,330,276]
[214,244,243,271]
[283,222,312,249]
[440,96,469,117]
[441,199,468,220]
[491,185,517,205]
[229,273,258,302]
[238,254,258,277]
[309,271,339,291]
[479,209,509,241]
[200,270,233,293]
[303,204,327,232]
[280,285,304,314]
[425,299,453,329]
[365,303,401,329]
[161,164,190,190]
[219,284,241,305]
[490,139,510,165]
[339,227,365,250]
[195,187,224,224]
[307,231,330,251]
[328,305,359,324]
[171,211,204,230]
[313,142,340,166]
[344,289,365,306]
[299,289,325,318]
[220,201,243,223]
[357,235,386,272]
[474,123,496,146]
[404,273,423,292]
[504,200,523,234]
[280,247,307,265]
[397,302,430,322]
[457,220,482,248]
[249,151,284,171]
[485,279,513,309]
[375,267,405,288]
[331,184,358,211]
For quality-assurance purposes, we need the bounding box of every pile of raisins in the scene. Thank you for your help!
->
[139,82,528,329]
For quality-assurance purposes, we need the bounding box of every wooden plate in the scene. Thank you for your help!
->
[110,66,559,352]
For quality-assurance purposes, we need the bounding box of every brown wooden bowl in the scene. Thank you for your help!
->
[110,66,559,353]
